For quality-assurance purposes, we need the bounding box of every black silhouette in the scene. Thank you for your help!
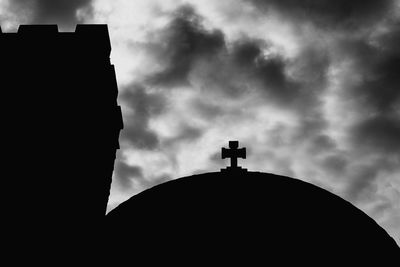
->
[221,140,247,171]
[1,25,398,263]
[106,141,399,264]
[1,25,123,258]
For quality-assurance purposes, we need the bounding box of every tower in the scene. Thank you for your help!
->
[1,25,123,250]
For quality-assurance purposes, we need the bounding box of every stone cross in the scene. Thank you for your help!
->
[221,141,246,170]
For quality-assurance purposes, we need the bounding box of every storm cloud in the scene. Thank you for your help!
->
[119,84,166,150]
[234,0,400,197]
[341,30,400,156]
[114,158,143,190]
[247,0,394,30]
[146,5,225,88]
[147,4,330,111]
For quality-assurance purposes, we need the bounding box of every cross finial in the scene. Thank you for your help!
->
[221,141,247,172]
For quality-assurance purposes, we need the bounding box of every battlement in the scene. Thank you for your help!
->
[0,24,111,57]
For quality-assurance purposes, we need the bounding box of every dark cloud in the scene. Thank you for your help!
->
[339,20,400,156]
[114,159,143,191]
[147,5,225,87]
[308,134,337,154]
[140,6,331,158]
[320,154,348,175]
[191,99,224,120]
[290,46,330,85]
[146,5,330,113]
[216,38,329,108]
[9,0,93,29]
[164,124,204,147]
[231,40,265,67]
[345,165,380,202]
[351,55,400,114]
[209,151,226,166]
[232,40,303,104]
[246,0,394,30]
[114,153,172,191]
[295,114,329,142]
[352,115,400,154]
[119,84,166,150]
[258,45,328,108]
[198,38,309,104]
[114,161,171,192]
[174,125,203,142]
[377,20,400,57]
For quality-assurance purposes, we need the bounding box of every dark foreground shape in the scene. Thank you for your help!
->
[1,25,123,260]
[107,171,399,264]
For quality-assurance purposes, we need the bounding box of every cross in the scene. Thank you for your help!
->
[221,141,246,171]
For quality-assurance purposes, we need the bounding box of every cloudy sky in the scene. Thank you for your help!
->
[1,0,399,245]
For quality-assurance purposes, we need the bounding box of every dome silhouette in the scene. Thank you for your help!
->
[106,170,399,264]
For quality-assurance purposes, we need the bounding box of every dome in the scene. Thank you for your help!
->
[106,171,399,264]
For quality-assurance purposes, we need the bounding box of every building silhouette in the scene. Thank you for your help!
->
[1,24,123,256]
[106,141,399,264]
[1,25,398,263]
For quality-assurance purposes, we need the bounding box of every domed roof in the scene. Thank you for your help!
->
[106,170,398,264]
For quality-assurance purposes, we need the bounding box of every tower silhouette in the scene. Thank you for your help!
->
[1,25,123,255]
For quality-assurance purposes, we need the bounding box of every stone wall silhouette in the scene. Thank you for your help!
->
[1,24,123,253]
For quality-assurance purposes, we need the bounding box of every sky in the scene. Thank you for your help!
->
[1,0,399,245]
